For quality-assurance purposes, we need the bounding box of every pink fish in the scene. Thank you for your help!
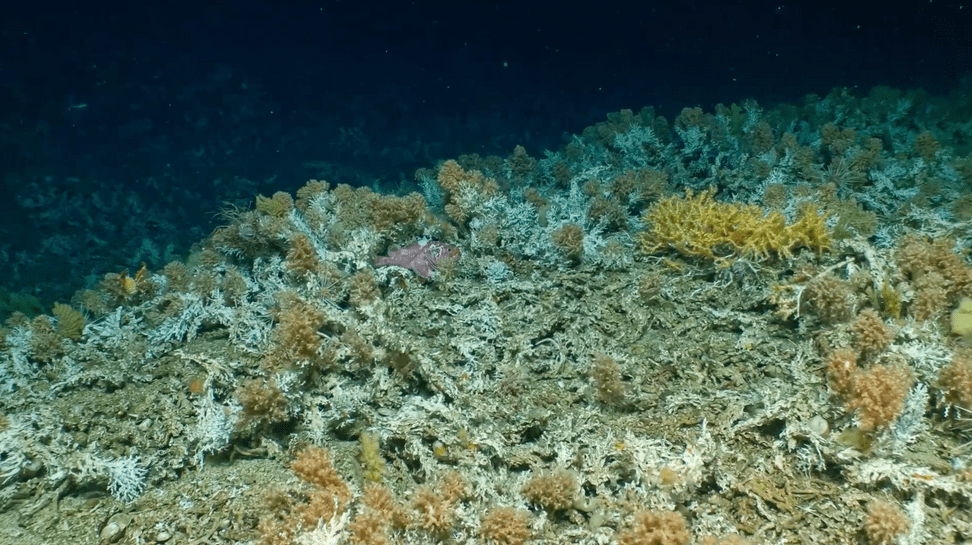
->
[375,241,460,278]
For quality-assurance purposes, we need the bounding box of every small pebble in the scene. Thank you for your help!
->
[588,511,605,530]
[808,415,829,436]
[100,513,132,543]
[20,459,42,479]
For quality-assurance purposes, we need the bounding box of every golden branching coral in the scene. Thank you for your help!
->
[285,233,321,276]
[29,315,64,363]
[897,235,972,321]
[269,292,325,367]
[259,447,354,545]
[236,377,290,430]
[864,499,909,545]
[939,353,972,408]
[349,483,410,545]
[522,469,577,511]
[291,447,352,505]
[638,187,830,262]
[591,352,625,405]
[826,347,858,400]
[436,159,500,225]
[846,363,914,431]
[480,507,531,545]
[295,179,330,212]
[618,510,691,545]
[804,273,854,324]
[255,191,294,218]
[552,222,585,261]
[852,309,895,355]
[348,269,380,307]
[368,192,429,234]
[411,471,468,535]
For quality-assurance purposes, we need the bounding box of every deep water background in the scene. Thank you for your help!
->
[0,0,969,311]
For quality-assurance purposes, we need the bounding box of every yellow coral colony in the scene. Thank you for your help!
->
[638,187,830,263]
[951,297,972,335]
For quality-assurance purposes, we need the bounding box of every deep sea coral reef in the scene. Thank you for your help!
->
[4,85,972,544]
